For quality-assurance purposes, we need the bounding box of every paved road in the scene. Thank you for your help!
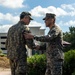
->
[0,71,11,75]
[0,68,11,75]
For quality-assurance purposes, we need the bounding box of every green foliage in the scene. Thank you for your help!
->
[72,71,75,75]
[0,49,6,57]
[63,26,75,51]
[27,54,46,75]
[0,49,3,54]
[27,51,75,75]
[63,50,75,75]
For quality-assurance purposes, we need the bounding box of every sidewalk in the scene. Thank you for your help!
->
[0,68,11,75]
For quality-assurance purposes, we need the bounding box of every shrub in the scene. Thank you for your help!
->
[27,54,46,75]
[72,71,75,75]
[27,50,75,75]
[63,50,75,75]
[0,49,3,54]
[0,49,6,57]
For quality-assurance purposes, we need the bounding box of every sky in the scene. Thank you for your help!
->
[0,0,75,35]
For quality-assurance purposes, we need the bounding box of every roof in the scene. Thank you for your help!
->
[62,41,71,45]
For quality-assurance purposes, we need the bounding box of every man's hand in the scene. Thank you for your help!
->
[24,33,34,39]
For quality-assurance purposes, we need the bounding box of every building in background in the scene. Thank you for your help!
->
[0,33,7,53]
[0,25,45,56]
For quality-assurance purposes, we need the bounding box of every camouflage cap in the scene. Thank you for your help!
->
[43,13,56,20]
[20,11,33,20]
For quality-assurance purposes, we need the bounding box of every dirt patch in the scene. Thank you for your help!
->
[0,68,10,71]
[0,68,11,75]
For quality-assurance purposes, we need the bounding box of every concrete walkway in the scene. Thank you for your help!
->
[0,68,11,75]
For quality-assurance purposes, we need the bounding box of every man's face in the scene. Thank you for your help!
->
[24,16,31,25]
[44,17,54,27]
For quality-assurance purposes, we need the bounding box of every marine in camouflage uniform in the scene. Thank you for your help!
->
[34,25,64,75]
[34,13,64,75]
[5,12,35,75]
[25,13,64,75]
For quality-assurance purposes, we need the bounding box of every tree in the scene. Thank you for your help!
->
[63,26,75,51]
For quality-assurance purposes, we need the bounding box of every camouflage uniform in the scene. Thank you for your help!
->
[6,21,34,75]
[34,25,64,75]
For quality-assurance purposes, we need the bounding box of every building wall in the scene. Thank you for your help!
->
[0,33,7,54]
[30,27,41,35]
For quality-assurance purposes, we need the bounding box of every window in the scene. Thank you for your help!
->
[1,48,6,50]
[1,42,5,44]
[1,36,7,39]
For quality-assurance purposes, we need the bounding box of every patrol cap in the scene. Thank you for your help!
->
[43,13,56,20]
[20,12,33,20]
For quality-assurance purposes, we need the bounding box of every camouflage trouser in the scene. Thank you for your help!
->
[45,59,63,75]
[9,57,27,75]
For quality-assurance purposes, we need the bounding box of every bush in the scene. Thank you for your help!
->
[0,49,3,54]
[63,50,75,75]
[0,49,6,57]
[72,71,75,75]
[27,54,46,75]
[27,50,75,75]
